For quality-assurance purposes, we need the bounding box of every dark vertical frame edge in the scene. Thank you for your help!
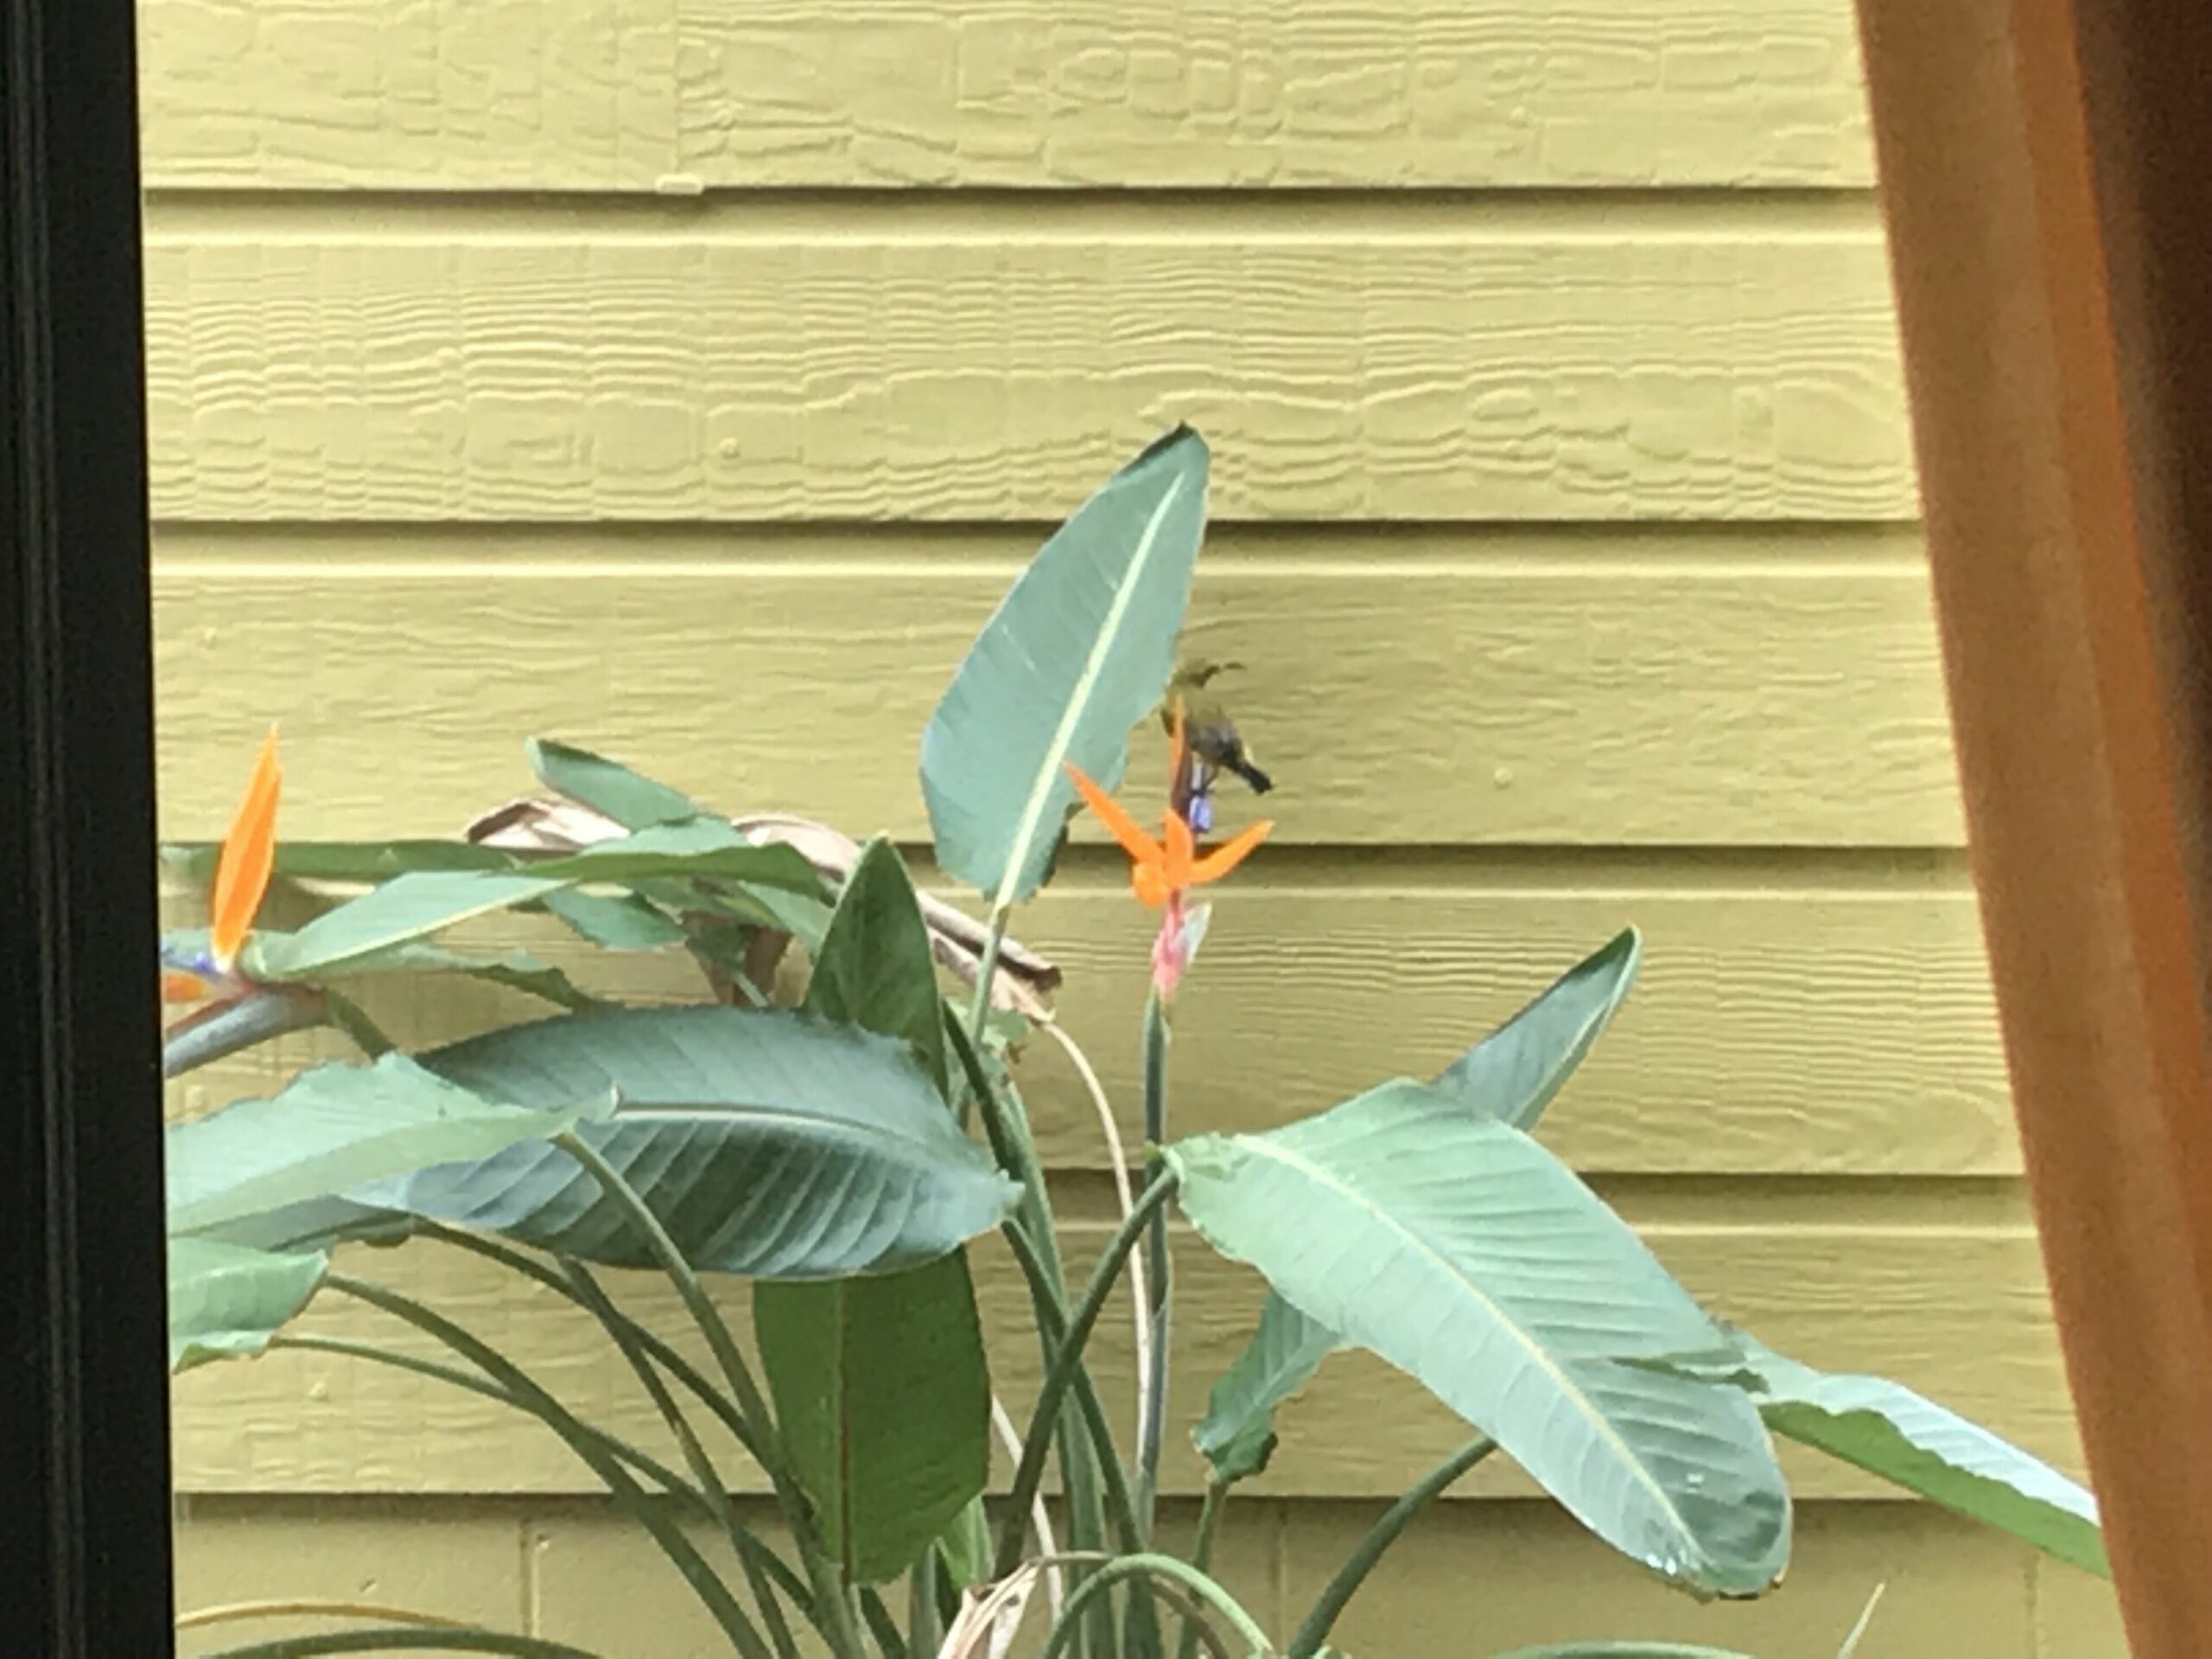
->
[3,0,175,1651]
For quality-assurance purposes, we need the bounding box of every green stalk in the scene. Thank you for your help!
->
[321,986,397,1058]
[1173,1484,1230,1659]
[418,1224,768,1465]
[1285,1434,1497,1659]
[860,1586,910,1659]
[1037,1556,1270,1659]
[551,1132,868,1659]
[999,1221,1125,1659]
[945,1014,1063,1288]
[1135,988,1172,1532]
[321,1274,772,1659]
[996,1221,1145,1554]
[1120,992,1175,1659]
[199,1630,604,1659]
[267,1334,703,1503]
[561,1259,806,1659]
[906,1555,939,1659]
[995,1173,1179,1579]
[161,984,327,1078]
[265,1331,814,1629]
[947,1015,1110,1652]
[963,909,1012,1042]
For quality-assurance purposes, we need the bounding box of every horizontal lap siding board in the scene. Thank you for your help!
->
[162,874,2013,1178]
[175,1498,2054,1656]
[139,223,1915,523]
[149,539,1961,845]
[168,1219,2078,1499]
[136,0,1876,191]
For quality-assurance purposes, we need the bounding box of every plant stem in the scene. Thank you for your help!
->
[552,1132,868,1659]
[178,1601,474,1632]
[267,1336,831,1645]
[1135,990,1172,1534]
[418,1224,769,1465]
[162,984,327,1078]
[997,1223,1144,1552]
[1172,1484,1230,1659]
[321,987,397,1058]
[267,1335,702,1503]
[947,1014,1111,1649]
[268,1333,812,1627]
[1128,991,1178,1659]
[1037,1557,1269,1659]
[1284,1434,1497,1659]
[946,1013,1060,1281]
[860,1586,910,1659]
[905,1556,938,1659]
[197,1630,603,1659]
[995,1173,1179,1579]
[1000,1220,1141,1659]
[963,908,1011,1041]
[319,1274,772,1659]
[561,1258,807,1659]
[1039,1018,1151,1428]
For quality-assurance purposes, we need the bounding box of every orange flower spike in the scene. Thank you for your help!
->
[1190,816,1273,882]
[1064,762,1158,868]
[209,726,282,971]
[162,969,213,1005]
[1062,748,1274,910]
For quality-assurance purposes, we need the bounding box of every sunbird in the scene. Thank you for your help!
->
[1159,660,1272,834]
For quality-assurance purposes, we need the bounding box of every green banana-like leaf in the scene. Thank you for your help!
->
[162,839,533,884]
[523,819,819,890]
[1164,1080,1791,1596]
[920,426,1209,908]
[371,1007,1021,1278]
[1662,1338,2105,1577]
[542,888,688,952]
[168,1236,328,1373]
[1198,931,1645,1472]
[167,1051,605,1235]
[755,1254,990,1584]
[1434,928,1642,1132]
[246,821,818,979]
[803,837,951,1096]
[163,924,601,1011]
[528,736,704,828]
[1193,1291,1340,1484]
[753,836,993,1582]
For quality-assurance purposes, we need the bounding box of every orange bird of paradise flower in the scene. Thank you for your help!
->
[1063,715,1272,911]
[162,727,282,1004]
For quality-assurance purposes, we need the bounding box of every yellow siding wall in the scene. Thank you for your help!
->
[143,3,2123,1653]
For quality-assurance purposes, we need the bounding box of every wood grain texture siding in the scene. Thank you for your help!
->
[671,0,1873,190]
[1281,1501,2044,1656]
[164,877,2013,1178]
[138,0,683,191]
[527,1497,1281,1656]
[174,1500,528,1655]
[136,0,1876,191]
[149,550,1961,845]
[169,1223,2076,1499]
[140,227,1915,523]
[172,1497,2114,1656]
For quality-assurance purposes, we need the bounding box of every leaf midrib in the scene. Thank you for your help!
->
[1218,1134,1707,1552]
[592,1101,997,1170]
[988,474,1187,913]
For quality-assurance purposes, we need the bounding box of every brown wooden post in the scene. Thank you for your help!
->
[1851,3,2212,1651]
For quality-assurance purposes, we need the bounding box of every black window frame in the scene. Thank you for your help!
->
[3,0,176,1651]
